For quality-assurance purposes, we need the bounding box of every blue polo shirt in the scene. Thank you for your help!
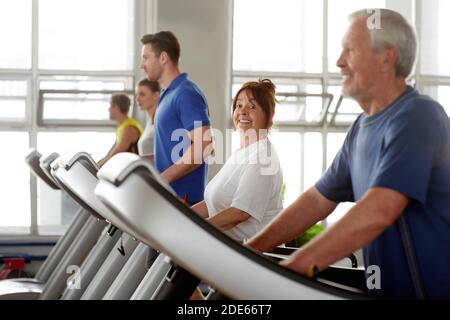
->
[154,73,210,203]
[316,86,450,299]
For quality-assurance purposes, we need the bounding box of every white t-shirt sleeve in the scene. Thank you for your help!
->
[230,163,277,223]
[138,121,154,157]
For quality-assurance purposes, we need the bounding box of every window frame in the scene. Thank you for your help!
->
[0,75,32,127]
[0,0,151,237]
[37,89,134,127]
[232,0,446,226]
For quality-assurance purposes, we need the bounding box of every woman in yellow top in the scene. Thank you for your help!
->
[98,93,143,167]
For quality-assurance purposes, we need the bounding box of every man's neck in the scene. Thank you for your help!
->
[159,65,181,90]
[116,114,128,125]
[359,78,407,116]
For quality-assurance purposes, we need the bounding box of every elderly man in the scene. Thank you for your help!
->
[247,9,450,299]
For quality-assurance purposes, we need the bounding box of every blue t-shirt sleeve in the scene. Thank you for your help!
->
[370,100,443,203]
[175,89,210,132]
[315,130,355,203]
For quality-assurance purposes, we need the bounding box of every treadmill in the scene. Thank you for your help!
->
[0,150,89,299]
[48,152,149,300]
[95,153,369,300]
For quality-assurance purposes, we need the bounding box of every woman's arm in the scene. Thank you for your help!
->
[207,207,250,231]
[191,200,209,218]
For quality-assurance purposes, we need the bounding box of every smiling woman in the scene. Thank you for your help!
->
[232,79,277,148]
[190,79,284,299]
[192,79,283,242]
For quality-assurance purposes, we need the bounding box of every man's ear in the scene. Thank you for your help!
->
[159,51,169,65]
[380,46,397,74]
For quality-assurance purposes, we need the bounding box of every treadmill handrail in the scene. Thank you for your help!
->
[96,154,370,299]
[39,152,61,188]
[64,151,99,177]
[25,149,60,190]
[97,152,175,196]
[50,153,105,221]
[136,171,367,299]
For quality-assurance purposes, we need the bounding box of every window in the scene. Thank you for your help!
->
[233,79,331,126]
[436,86,450,116]
[0,132,30,232]
[233,0,323,72]
[274,85,307,122]
[328,0,386,73]
[420,0,450,76]
[0,80,28,121]
[233,0,406,227]
[37,132,115,163]
[235,0,422,221]
[422,85,450,116]
[0,0,138,236]
[270,132,301,205]
[326,202,355,225]
[40,79,127,91]
[37,181,79,235]
[0,0,32,69]
[303,132,323,190]
[39,91,113,124]
[38,0,135,70]
[38,79,131,125]
[275,90,332,125]
[36,131,115,234]
[326,132,346,167]
[327,85,361,125]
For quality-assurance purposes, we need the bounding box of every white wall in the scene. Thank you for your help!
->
[386,0,414,24]
[156,0,233,180]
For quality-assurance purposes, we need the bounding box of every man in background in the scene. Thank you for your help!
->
[139,31,211,205]
[98,93,143,167]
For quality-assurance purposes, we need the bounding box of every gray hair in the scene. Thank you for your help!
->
[349,9,417,78]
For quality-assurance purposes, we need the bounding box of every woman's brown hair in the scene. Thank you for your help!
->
[138,78,160,93]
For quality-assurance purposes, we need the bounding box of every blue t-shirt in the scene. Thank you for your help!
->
[316,86,450,299]
[154,73,210,203]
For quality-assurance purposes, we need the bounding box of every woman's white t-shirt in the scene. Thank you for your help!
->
[204,138,283,241]
[137,118,155,157]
